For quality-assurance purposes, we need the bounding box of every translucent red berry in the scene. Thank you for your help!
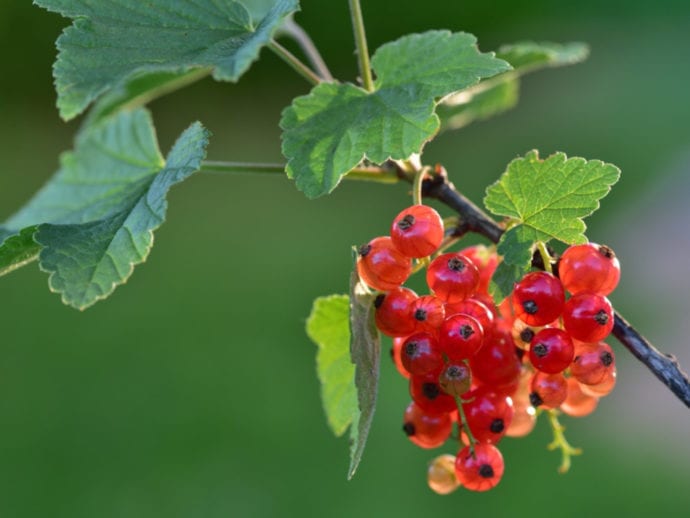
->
[439,313,484,361]
[528,328,574,374]
[410,295,446,333]
[570,341,615,385]
[559,243,620,296]
[401,332,443,376]
[560,377,599,417]
[390,205,444,258]
[403,401,452,448]
[470,323,522,389]
[459,245,498,294]
[445,298,494,332]
[410,373,457,415]
[462,388,514,444]
[391,337,411,379]
[454,443,504,492]
[529,372,567,408]
[562,292,614,343]
[580,368,617,397]
[512,271,565,326]
[356,236,411,291]
[426,253,480,303]
[374,287,418,337]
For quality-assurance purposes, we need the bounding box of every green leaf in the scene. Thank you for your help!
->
[0,227,41,276]
[347,259,380,480]
[281,30,510,198]
[306,295,357,437]
[484,150,620,295]
[439,41,588,131]
[3,108,209,309]
[36,0,299,120]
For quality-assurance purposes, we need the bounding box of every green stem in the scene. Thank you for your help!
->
[279,19,334,81]
[269,40,322,86]
[412,167,426,206]
[454,393,478,457]
[199,161,399,184]
[546,409,582,473]
[536,241,553,274]
[348,0,374,91]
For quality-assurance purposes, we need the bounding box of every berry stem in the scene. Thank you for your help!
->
[536,241,553,275]
[412,166,427,206]
[348,0,375,92]
[545,409,582,473]
[453,393,478,456]
[278,18,334,82]
[269,40,322,86]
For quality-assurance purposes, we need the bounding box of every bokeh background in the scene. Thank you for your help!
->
[1,1,690,516]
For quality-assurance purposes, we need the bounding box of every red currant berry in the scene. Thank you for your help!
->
[445,298,494,332]
[391,337,411,379]
[401,332,443,376]
[559,243,620,296]
[512,271,565,326]
[562,292,614,343]
[454,443,504,492]
[470,323,522,389]
[427,454,460,495]
[403,401,452,448]
[560,377,599,417]
[528,328,574,374]
[529,372,567,408]
[374,287,418,337]
[463,388,514,444]
[439,362,472,397]
[570,341,615,385]
[426,253,480,303]
[580,368,617,397]
[356,236,411,291]
[439,313,484,361]
[459,245,498,294]
[390,205,444,258]
[410,373,457,415]
[410,295,446,333]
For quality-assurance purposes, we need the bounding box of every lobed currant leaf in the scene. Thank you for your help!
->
[0,226,41,277]
[35,0,299,121]
[2,108,209,309]
[306,294,358,438]
[281,30,510,198]
[348,251,381,479]
[439,41,588,131]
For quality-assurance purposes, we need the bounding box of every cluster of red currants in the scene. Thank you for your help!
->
[357,203,621,494]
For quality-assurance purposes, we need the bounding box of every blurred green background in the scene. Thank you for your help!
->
[1,1,690,516]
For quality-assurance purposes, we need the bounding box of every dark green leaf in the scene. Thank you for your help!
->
[347,259,380,479]
[3,108,209,309]
[36,0,299,120]
[306,294,357,437]
[0,226,41,276]
[281,30,510,198]
[439,41,588,131]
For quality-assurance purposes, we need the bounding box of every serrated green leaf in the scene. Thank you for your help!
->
[347,260,380,480]
[484,150,620,293]
[3,108,209,309]
[36,0,299,120]
[0,226,41,276]
[306,295,357,437]
[439,41,588,131]
[281,30,510,198]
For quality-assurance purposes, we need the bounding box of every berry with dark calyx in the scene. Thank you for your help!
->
[459,245,499,294]
[401,332,443,376]
[403,401,453,449]
[560,377,599,417]
[426,253,480,303]
[390,205,444,258]
[391,337,411,379]
[357,236,412,291]
[470,322,522,389]
[463,387,514,444]
[512,271,565,326]
[454,443,505,492]
[410,372,457,415]
[580,368,617,397]
[374,287,418,337]
[439,362,472,397]
[530,372,568,408]
[528,328,574,374]
[439,313,484,361]
[445,298,495,331]
[559,243,620,296]
[427,454,460,495]
[570,341,615,385]
[562,292,614,343]
[511,319,543,351]
[410,295,446,333]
